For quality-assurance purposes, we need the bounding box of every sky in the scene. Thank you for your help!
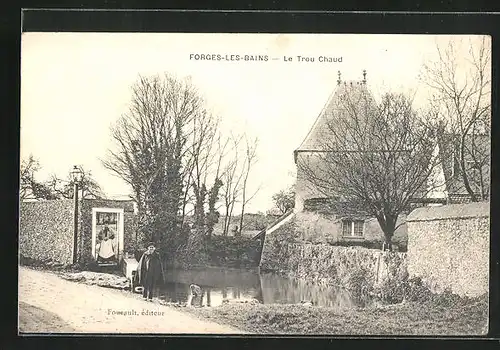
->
[20,33,489,213]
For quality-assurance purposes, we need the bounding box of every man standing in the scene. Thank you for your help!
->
[136,242,165,302]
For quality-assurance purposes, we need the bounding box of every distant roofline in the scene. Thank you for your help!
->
[293,148,413,163]
[87,198,135,202]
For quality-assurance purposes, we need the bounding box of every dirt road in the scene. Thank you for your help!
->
[18,267,245,334]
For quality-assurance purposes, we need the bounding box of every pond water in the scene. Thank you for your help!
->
[149,267,371,309]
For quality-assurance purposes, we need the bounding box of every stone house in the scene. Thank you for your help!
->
[285,71,490,251]
[19,198,138,266]
[288,73,406,250]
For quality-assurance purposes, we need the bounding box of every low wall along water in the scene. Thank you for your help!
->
[259,219,408,294]
[261,202,489,299]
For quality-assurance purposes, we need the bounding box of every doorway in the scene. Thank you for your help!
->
[91,208,125,266]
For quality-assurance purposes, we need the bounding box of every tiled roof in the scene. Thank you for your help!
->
[296,80,376,152]
[294,76,490,207]
[303,198,372,218]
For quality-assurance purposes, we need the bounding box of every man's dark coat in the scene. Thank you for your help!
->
[136,251,165,286]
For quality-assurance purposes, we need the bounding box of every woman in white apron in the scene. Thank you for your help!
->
[96,225,117,264]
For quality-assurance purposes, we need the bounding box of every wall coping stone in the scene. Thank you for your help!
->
[407,201,490,222]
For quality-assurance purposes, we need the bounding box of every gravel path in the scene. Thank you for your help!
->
[18,267,245,334]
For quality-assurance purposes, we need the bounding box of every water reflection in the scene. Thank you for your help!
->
[154,267,368,309]
[259,273,366,309]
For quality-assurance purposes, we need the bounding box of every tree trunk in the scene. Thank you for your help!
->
[383,234,393,252]
[223,205,230,236]
[459,134,479,202]
[238,210,244,236]
[478,166,487,200]
[206,288,211,307]
[376,211,397,252]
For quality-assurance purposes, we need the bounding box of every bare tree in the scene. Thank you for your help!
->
[217,134,261,236]
[187,111,219,234]
[19,155,58,200]
[46,165,104,200]
[180,111,222,264]
[221,134,245,236]
[237,136,259,236]
[297,91,444,250]
[272,185,295,215]
[421,37,491,201]
[179,127,227,234]
[205,133,229,238]
[102,73,204,247]
[20,156,103,200]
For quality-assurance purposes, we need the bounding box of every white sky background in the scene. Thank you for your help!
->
[20,33,489,213]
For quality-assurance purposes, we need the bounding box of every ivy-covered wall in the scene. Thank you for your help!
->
[19,200,76,265]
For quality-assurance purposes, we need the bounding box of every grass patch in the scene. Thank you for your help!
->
[184,294,488,335]
[19,301,76,333]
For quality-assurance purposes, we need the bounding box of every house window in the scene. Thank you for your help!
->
[342,219,364,237]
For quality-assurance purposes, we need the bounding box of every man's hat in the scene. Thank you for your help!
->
[146,241,155,248]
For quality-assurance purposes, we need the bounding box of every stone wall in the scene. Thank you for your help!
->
[407,202,490,297]
[19,199,137,265]
[19,200,77,265]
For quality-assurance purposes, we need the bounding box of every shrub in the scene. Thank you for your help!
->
[402,276,434,303]
[374,274,480,307]
[378,275,406,304]
[346,264,375,300]
[205,236,261,268]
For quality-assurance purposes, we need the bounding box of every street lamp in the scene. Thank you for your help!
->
[70,165,84,265]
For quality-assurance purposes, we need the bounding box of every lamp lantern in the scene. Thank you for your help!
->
[70,165,84,184]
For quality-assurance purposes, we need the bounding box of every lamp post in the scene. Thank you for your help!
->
[70,165,84,265]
